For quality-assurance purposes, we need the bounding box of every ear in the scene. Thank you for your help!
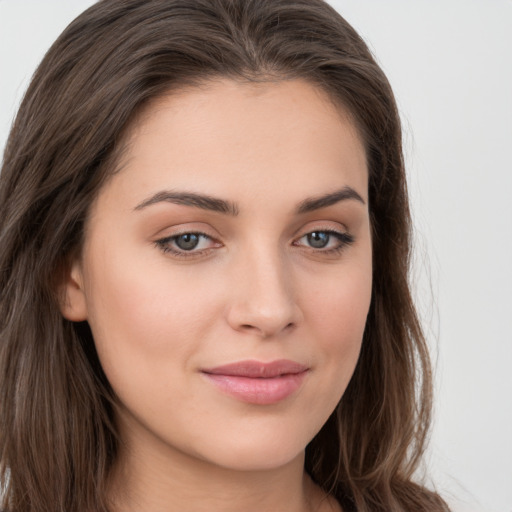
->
[58,259,88,322]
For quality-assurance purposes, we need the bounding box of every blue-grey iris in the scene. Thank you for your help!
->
[307,232,330,249]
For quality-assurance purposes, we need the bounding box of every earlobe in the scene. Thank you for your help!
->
[58,260,88,322]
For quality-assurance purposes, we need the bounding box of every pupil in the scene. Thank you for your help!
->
[176,233,200,250]
[308,232,329,248]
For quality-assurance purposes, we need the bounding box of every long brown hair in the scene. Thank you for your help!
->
[0,1,449,510]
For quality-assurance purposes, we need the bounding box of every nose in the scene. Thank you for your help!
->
[226,248,302,339]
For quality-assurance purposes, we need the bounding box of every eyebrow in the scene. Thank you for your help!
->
[133,186,365,216]
[296,186,365,213]
[134,191,239,216]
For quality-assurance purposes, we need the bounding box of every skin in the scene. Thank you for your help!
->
[61,78,372,512]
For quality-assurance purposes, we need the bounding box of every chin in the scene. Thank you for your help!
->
[208,446,304,472]
[189,423,315,472]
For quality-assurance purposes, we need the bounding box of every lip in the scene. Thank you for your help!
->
[201,360,309,405]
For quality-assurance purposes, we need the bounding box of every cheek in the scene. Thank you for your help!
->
[301,258,372,395]
[305,259,372,345]
[80,246,222,387]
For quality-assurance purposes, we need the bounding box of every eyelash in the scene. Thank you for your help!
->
[154,229,355,258]
[293,229,355,255]
[155,232,219,258]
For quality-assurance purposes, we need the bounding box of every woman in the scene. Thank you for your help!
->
[0,0,450,511]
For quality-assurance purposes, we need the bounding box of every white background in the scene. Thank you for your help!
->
[1,1,511,511]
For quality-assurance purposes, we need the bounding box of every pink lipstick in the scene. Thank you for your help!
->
[201,360,308,405]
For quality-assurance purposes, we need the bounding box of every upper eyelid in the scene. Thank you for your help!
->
[294,230,353,245]
[157,231,218,246]
[294,225,349,239]
[161,230,212,239]
[154,225,218,241]
[155,225,350,241]
[292,218,350,235]
[159,229,352,252]
[297,228,347,238]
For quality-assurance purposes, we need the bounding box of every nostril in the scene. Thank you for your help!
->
[238,322,296,338]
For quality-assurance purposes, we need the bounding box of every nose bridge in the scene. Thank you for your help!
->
[227,239,300,337]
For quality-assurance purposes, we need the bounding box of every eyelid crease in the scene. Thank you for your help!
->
[154,231,221,258]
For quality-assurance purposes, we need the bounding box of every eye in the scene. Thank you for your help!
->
[294,229,354,253]
[155,232,220,257]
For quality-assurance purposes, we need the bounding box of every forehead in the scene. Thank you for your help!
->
[100,78,368,211]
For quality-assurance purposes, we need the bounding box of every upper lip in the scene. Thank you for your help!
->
[202,359,309,378]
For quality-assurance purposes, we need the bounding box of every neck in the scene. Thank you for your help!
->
[107,429,337,512]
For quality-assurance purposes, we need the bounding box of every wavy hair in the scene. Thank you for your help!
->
[0,1,449,510]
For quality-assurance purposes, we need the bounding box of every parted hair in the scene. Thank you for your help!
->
[0,1,449,511]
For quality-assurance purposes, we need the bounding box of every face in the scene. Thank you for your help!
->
[62,79,372,472]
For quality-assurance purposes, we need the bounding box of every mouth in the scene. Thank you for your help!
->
[201,360,309,405]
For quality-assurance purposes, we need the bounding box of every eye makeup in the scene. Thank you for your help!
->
[154,227,355,260]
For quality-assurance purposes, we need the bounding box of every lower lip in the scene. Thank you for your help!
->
[202,372,308,405]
